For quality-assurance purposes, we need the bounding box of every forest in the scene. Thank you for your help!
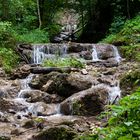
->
[0,0,140,140]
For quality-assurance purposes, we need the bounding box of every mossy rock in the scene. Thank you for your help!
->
[120,69,140,96]
[22,119,35,128]
[0,136,10,140]
[32,126,77,140]
[119,45,140,62]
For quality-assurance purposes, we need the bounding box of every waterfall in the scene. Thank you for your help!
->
[18,74,34,98]
[92,44,100,62]
[32,44,68,64]
[108,82,121,104]
[61,44,68,56]
[112,45,122,63]
[33,45,46,64]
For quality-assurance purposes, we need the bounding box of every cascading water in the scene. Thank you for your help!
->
[14,43,122,119]
[18,74,33,98]
[108,83,121,104]
[32,44,68,64]
[61,44,68,56]
[112,45,122,62]
[92,44,100,62]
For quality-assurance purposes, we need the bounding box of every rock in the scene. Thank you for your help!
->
[81,69,88,75]
[120,69,140,96]
[29,72,92,97]
[0,98,26,112]
[0,68,6,77]
[80,51,92,60]
[31,126,77,140]
[22,119,35,128]
[104,58,119,67]
[68,43,92,53]
[95,44,115,60]
[97,77,114,86]
[10,65,31,80]
[0,112,9,122]
[30,67,72,74]
[60,86,109,116]
[20,90,62,103]
[11,129,20,136]
[45,74,92,97]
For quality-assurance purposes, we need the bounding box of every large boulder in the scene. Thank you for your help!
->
[31,126,77,140]
[29,72,92,97]
[60,86,109,116]
[120,69,140,96]
[0,98,26,112]
[95,44,115,60]
[19,90,63,103]
[68,43,92,53]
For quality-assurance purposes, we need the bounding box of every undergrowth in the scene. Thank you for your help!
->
[0,21,19,72]
[102,15,140,62]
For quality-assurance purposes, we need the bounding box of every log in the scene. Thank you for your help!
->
[30,67,79,74]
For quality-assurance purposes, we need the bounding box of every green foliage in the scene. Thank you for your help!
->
[0,21,19,72]
[42,57,85,68]
[0,21,16,48]
[100,88,140,140]
[102,15,140,62]
[103,15,140,44]
[120,45,140,61]
[0,48,19,72]
[15,29,50,43]
[109,16,126,34]
[46,23,61,39]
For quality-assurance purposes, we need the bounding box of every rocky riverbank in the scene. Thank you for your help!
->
[0,43,139,140]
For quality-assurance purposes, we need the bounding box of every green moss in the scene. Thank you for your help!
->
[0,136,10,140]
[120,69,140,95]
[119,45,140,61]
[72,101,83,115]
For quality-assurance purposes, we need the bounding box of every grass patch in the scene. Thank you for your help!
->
[42,57,85,68]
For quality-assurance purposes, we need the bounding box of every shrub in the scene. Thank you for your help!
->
[0,21,16,48]
[0,48,19,72]
[16,29,50,43]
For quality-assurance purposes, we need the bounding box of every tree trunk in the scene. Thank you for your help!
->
[127,0,130,19]
[37,0,42,29]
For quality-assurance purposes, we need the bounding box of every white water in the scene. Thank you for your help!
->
[108,83,121,104]
[92,44,100,62]
[14,72,62,117]
[18,74,34,98]
[32,44,68,64]
[61,44,68,56]
[33,45,46,64]
[92,83,121,104]
[112,45,122,63]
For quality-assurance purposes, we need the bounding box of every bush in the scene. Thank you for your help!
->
[42,57,85,68]
[0,48,19,72]
[0,21,16,48]
[109,16,126,34]
[102,15,140,45]
[16,29,50,43]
